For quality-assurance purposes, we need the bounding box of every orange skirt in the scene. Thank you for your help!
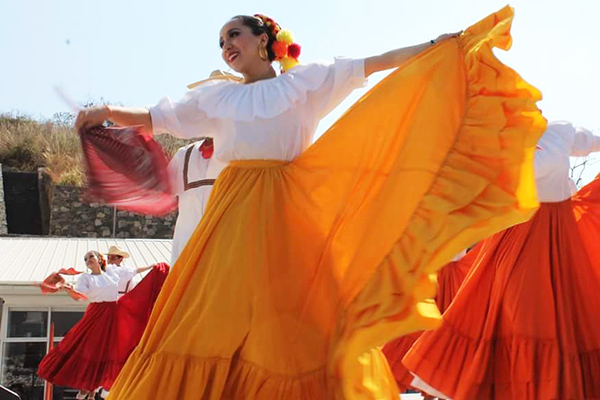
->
[436,246,479,314]
[404,181,600,399]
[382,249,477,391]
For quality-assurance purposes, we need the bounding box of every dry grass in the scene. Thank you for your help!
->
[0,114,192,186]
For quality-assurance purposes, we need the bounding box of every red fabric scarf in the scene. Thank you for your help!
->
[39,268,87,301]
[78,126,176,215]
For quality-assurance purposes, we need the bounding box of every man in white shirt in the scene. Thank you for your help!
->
[106,245,135,298]
[100,245,154,399]
[168,138,227,265]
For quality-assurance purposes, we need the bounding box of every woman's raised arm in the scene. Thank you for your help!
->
[364,32,461,77]
[75,106,152,132]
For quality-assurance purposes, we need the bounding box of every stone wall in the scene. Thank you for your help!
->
[0,164,7,235]
[50,185,177,238]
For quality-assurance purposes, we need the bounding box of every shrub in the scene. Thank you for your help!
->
[0,113,193,186]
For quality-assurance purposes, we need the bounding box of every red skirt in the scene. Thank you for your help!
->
[382,249,476,391]
[403,177,600,399]
[37,263,169,391]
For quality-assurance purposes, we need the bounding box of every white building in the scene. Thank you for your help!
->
[0,237,171,400]
[0,237,430,400]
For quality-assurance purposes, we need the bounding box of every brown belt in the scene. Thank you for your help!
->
[118,280,131,295]
[183,145,216,191]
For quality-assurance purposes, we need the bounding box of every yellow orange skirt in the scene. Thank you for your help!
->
[109,7,545,399]
[404,179,600,399]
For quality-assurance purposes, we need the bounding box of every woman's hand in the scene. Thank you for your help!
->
[75,106,111,131]
[435,31,463,43]
[75,105,154,133]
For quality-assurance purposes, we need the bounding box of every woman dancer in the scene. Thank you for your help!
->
[76,8,544,399]
[37,251,169,399]
[404,121,600,399]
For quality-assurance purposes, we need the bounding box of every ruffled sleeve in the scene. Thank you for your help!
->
[149,88,221,139]
[571,124,600,157]
[73,274,90,296]
[534,121,600,178]
[302,57,368,119]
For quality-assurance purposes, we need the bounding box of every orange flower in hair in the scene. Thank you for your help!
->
[272,41,288,59]
[97,252,107,271]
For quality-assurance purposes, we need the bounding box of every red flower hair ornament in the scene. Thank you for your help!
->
[254,14,301,73]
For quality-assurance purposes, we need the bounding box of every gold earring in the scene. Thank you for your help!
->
[258,44,268,61]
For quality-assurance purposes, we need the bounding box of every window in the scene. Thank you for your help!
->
[7,312,47,338]
[51,312,84,338]
[2,342,46,400]
[52,385,81,400]
[1,308,84,400]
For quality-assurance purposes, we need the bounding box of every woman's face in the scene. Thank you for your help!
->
[84,251,101,272]
[219,18,268,73]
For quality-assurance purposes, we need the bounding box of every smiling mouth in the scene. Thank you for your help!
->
[228,52,240,63]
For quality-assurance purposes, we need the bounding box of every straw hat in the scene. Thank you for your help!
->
[107,245,130,258]
[187,70,243,89]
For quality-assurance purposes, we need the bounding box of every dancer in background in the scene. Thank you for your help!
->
[76,8,544,398]
[168,138,227,265]
[106,245,142,298]
[37,251,168,399]
[404,121,600,399]
[383,247,478,395]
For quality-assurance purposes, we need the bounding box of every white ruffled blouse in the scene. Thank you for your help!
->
[149,58,367,162]
[535,121,600,202]
[74,264,137,303]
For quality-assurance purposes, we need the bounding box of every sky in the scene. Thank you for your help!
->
[2,0,599,181]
